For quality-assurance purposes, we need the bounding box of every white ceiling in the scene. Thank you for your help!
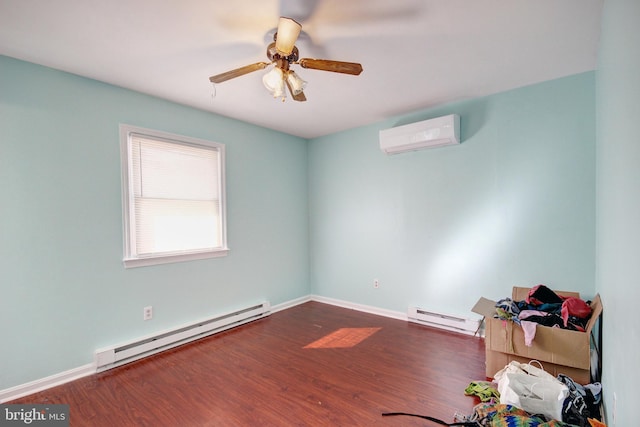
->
[0,0,603,139]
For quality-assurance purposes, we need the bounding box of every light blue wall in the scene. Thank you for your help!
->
[1,52,603,407]
[596,0,640,425]
[309,72,596,319]
[0,55,310,389]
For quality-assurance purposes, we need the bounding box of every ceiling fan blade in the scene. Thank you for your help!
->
[209,62,270,84]
[297,59,363,76]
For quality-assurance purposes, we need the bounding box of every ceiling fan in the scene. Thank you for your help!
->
[208,17,363,102]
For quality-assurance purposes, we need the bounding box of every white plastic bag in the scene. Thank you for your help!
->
[495,361,569,422]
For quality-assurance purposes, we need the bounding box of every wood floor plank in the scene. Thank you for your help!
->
[10,301,487,426]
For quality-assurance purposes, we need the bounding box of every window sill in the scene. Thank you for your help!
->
[123,248,229,268]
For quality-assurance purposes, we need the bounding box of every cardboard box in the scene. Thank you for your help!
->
[485,349,591,385]
[472,287,602,383]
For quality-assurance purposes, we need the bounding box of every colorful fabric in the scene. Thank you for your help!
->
[495,298,521,323]
[464,380,501,402]
[560,297,592,328]
[475,404,575,427]
[526,284,564,305]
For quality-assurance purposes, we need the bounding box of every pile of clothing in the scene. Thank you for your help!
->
[464,402,605,427]
[384,375,603,426]
[462,371,602,427]
[494,285,593,346]
[383,401,605,426]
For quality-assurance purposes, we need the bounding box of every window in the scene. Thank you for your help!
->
[120,125,228,268]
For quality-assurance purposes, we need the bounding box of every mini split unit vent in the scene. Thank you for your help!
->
[379,114,460,154]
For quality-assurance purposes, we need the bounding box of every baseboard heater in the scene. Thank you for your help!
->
[408,306,481,336]
[95,301,270,372]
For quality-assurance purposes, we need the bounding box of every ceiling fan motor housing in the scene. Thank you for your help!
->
[267,42,299,66]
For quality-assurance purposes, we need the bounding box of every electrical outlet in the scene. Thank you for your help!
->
[143,306,153,321]
[374,279,380,289]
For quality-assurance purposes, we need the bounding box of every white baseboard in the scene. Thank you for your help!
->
[271,295,311,313]
[310,294,408,322]
[0,363,95,403]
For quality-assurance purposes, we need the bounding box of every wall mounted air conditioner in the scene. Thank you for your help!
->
[379,114,460,155]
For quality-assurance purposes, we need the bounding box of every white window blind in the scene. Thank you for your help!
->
[121,125,228,267]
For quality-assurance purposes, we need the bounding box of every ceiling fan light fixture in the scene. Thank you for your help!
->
[262,66,286,99]
[286,71,307,96]
[275,17,301,56]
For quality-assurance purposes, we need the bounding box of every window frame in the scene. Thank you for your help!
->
[119,124,228,268]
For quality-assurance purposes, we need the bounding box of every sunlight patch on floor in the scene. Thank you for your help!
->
[304,327,382,349]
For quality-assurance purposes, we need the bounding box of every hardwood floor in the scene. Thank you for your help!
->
[11,301,486,426]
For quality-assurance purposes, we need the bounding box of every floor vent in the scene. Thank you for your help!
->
[95,301,270,372]
[408,306,481,336]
